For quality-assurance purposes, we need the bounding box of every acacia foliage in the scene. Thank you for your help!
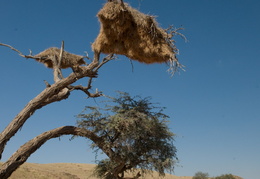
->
[76,92,177,178]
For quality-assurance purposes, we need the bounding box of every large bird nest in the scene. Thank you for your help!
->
[34,47,85,69]
[92,1,182,73]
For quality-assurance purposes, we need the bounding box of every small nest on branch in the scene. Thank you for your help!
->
[34,47,86,69]
[92,1,182,74]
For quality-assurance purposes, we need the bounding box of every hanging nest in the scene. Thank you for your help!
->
[92,1,182,73]
[34,47,86,69]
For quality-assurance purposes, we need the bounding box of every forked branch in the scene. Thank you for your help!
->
[0,42,111,161]
[68,54,115,98]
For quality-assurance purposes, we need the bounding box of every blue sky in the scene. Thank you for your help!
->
[0,0,259,179]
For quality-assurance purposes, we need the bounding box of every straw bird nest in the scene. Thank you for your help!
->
[92,1,181,72]
[34,48,85,69]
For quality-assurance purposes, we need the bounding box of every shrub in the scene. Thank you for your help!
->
[193,171,209,179]
[215,174,236,179]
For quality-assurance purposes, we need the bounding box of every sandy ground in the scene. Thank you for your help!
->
[2,162,192,179]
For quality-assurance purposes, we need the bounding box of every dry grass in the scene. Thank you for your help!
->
[92,1,181,73]
[1,163,192,179]
[0,162,244,179]
[34,47,86,69]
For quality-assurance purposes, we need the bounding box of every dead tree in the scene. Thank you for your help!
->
[0,42,114,179]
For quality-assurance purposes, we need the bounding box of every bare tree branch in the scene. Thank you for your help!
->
[43,80,51,88]
[58,41,64,68]
[0,43,108,160]
[83,51,91,60]
[52,41,65,82]
[0,43,39,59]
[95,54,114,72]
[69,85,103,98]
[68,54,115,98]
[0,126,106,179]
[0,43,25,57]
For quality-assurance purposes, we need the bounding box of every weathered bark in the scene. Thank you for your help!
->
[0,52,101,160]
[0,126,104,179]
[0,43,116,178]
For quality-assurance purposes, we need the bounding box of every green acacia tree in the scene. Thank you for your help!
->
[76,92,178,179]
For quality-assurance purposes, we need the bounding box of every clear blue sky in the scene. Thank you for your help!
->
[1,0,259,179]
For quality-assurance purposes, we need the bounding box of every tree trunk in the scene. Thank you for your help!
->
[0,58,99,159]
[0,126,102,179]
